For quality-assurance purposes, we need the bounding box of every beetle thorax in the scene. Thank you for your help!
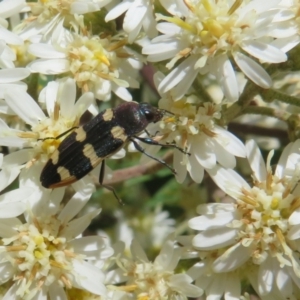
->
[114,102,151,136]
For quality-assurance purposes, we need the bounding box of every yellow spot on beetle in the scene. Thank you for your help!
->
[103,109,114,121]
[51,151,60,165]
[83,143,97,161]
[75,126,87,142]
[57,166,71,180]
[111,126,127,142]
[82,143,104,168]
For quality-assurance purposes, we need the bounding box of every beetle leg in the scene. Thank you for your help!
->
[38,126,79,141]
[129,137,177,174]
[133,135,190,155]
[99,160,124,205]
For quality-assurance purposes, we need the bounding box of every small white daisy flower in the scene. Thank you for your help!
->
[105,0,192,43]
[0,79,94,188]
[114,238,203,299]
[0,40,20,69]
[149,90,246,183]
[0,0,25,47]
[188,139,300,297]
[271,0,300,54]
[27,32,142,101]
[0,189,113,299]
[0,153,35,218]
[187,256,246,300]
[0,0,28,68]
[143,0,297,101]
[0,68,30,99]
[247,261,300,299]
[15,0,111,41]
[0,67,30,131]
[115,206,176,251]
[105,0,158,43]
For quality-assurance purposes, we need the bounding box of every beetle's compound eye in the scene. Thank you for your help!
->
[140,103,163,123]
[144,108,155,121]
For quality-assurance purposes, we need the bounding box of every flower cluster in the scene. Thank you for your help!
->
[187,140,300,299]
[1,0,300,299]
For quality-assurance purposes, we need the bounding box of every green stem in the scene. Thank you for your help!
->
[26,73,39,101]
[222,81,260,125]
[261,89,300,107]
[242,106,291,122]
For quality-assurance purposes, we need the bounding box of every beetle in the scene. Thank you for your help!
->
[40,102,186,198]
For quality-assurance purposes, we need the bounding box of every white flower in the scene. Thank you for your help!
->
[2,78,94,157]
[0,0,27,68]
[146,75,246,183]
[247,261,300,299]
[0,153,35,218]
[187,258,245,300]
[0,0,25,44]
[115,206,176,251]
[143,0,298,101]
[272,0,300,54]
[27,32,142,101]
[0,0,25,23]
[0,68,30,99]
[0,79,94,189]
[105,0,158,43]
[104,0,192,43]
[114,238,203,299]
[188,139,300,298]
[15,0,111,41]
[0,184,112,299]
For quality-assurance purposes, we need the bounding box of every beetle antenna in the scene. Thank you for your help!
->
[161,109,174,116]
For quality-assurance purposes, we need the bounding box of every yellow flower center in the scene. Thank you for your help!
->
[2,216,78,299]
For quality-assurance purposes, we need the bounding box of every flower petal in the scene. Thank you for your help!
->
[73,92,94,118]
[131,239,149,262]
[4,88,45,126]
[241,40,287,63]
[72,260,106,296]
[289,208,300,226]
[189,211,236,231]
[213,242,252,272]
[246,139,267,182]
[189,152,205,183]
[271,35,300,54]
[123,5,146,33]
[174,150,187,183]
[59,78,76,119]
[158,56,198,96]
[192,227,237,250]
[27,59,70,74]
[69,236,113,260]
[154,239,178,270]
[0,68,30,83]
[0,27,23,45]
[58,183,94,223]
[214,126,246,157]
[215,54,239,102]
[207,166,250,200]
[60,209,101,240]
[105,1,131,22]
[28,43,67,59]
[0,218,21,238]
[233,52,272,88]
[258,256,274,295]
[169,274,203,297]
[41,81,58,117]
[0,166,20,191]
